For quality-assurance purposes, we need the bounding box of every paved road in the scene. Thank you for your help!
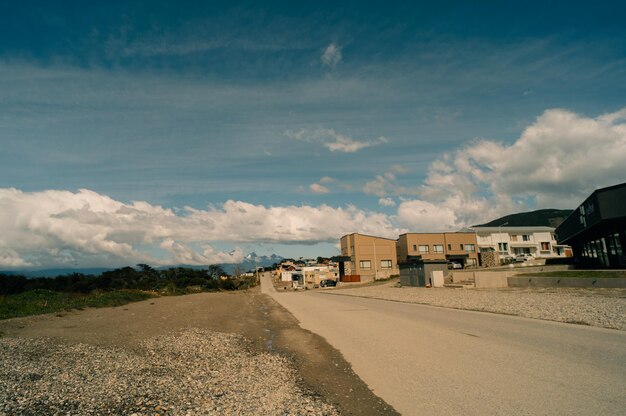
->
[261,275,626,415]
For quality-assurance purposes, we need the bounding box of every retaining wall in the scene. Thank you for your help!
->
[508,277,626,288]
[451,265,577,288]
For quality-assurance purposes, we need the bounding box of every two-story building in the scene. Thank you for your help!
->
[340,233,399,282]
[396,232,479,268]
[468,226,568,265]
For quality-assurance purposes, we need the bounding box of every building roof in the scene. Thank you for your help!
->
[398,231,476,236]
[469,226,555,232]
[340,232,397,241]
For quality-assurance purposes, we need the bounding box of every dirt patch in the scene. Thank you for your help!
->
[0,287,397,415]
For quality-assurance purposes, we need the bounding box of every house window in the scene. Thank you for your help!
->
[418,245,429,253]
[498,242,508,252]
[522,235,531,242]
[412,244,417,251]
[540,242,550,251]
[460,244,464,251]
[465,244,475,253]
[433,244,444,253]
[448,244,452,250]
[381,260,392,269]
[511,235,518,241]
[359,260,371,270]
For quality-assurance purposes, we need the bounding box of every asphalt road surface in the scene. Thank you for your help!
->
[261,275,626,416]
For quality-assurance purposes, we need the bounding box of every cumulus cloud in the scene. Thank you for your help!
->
[363,165,418,197]
[321,43,342,67]
[285,128,388,153]
[378,197,396,207]
[0,188,401,268]
[397,107,626,229]
[309,183,330,194]
[397,200,457,232]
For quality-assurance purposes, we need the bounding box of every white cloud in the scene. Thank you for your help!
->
[398,107,626,229]
[397,200,457,232]
[321,43,342,67]
[309,183,330,194]
[378,197,396,207]
[363,165,419,197]
[285,128,388,153]
[0,188,401,268]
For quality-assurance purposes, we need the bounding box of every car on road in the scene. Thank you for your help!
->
[320,279,337,287]
[447,262,463,269]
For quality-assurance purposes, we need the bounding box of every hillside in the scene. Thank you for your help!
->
[476,209,572,228]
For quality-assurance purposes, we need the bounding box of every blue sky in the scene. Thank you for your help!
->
[1,1,626,268]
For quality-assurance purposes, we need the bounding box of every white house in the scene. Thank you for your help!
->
[469,226,569,260]
[300,265,339,285]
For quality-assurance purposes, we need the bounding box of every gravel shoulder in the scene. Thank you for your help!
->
[328,280,626,330]
[0,287,395,415]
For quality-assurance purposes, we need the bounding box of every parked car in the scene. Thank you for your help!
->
[447,262,463,269]
[319,279,337,287]
[515,253,533,262]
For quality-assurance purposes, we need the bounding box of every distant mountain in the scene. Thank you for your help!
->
[1,253,285,278]
[476,209,573,228]
[236,252,284,272]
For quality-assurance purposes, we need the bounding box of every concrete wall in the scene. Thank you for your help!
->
[508,276,626,288]
[451,265,577,288]
[451,271,511,288]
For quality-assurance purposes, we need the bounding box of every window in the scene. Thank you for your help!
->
[359,260,371,270]
[412,244,417,251]
[448,244,452,250]
[498,242,508,252]
[433,244,444,253]
[541,242,550,251]
[465,244,475,253]
[608,233,623,256]
[510,235,518,241]
[460,244,464,250]
[381,260,392,269]
[522,235,531,242]
[418,245,429,253]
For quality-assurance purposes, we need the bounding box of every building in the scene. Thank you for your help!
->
[340,233,399,282]
[469,226,569,265]
[301,264,339,286]
[556,183,626,268]
[396,232,479,268]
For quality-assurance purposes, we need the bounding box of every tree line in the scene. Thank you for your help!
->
[0,264,256,296]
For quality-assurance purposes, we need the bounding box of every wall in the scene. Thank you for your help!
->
[452,265,575,288]
[508,276,626,288]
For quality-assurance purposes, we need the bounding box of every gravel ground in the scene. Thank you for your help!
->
[332,282,626,330]
[0,328,339,416]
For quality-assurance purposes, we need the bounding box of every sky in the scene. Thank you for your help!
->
[1,1,626,269]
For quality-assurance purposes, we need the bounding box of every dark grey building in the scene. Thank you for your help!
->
[556,183,626,268]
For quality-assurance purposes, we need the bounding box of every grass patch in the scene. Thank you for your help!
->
[0,289,155,320]
[515,270,626,278]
